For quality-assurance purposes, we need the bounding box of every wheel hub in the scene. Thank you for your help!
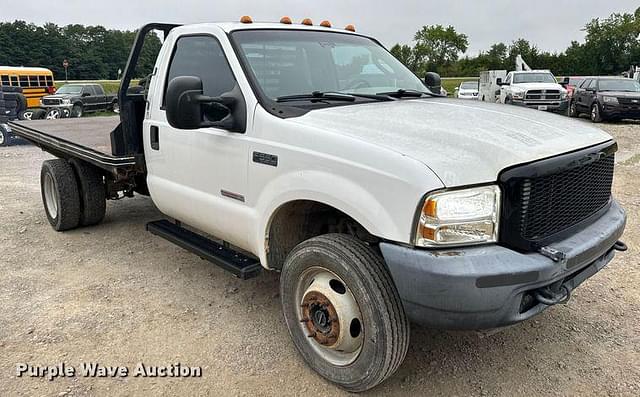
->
[301,291,340,346]
[296,269,364,366]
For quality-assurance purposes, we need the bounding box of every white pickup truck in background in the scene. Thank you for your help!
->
[498,70,569,112]
[9,20,627,392]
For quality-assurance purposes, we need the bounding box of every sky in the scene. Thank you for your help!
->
[2,0,639,55]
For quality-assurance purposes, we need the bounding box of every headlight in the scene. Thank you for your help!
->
[415,185,501,247]
[560,90,568,100]
[511,90,525,99]
[62,99,71,105]
[603,96,618,104]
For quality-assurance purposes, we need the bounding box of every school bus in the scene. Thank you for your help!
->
[0,66,56,108]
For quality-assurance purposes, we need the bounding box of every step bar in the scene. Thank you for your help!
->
[146,220,262,280]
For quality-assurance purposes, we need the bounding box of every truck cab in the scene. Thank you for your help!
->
[499,70,568,112]
[9,20,627,392]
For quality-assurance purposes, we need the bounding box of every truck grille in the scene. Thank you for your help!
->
[499,143,615,251]
[525,90,561,101]
[42,98,61,106]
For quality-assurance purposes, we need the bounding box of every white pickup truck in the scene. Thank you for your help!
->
[9,20,627,392]
[499,70,569,112]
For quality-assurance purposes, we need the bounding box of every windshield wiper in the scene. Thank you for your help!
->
[375,89,440,98]
[276,91,356,103]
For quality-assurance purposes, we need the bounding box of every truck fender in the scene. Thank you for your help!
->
[253,170,403,267]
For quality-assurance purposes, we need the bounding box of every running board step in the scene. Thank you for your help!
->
[146,220,262,280]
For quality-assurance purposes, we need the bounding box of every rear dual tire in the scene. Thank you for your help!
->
[280,234,409,392]
[40,159,106,231]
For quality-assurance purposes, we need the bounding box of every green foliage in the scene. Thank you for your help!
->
[411,25,469,76]
[391,7,640,78]
[0,21,162,80]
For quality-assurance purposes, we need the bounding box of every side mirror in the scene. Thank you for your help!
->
[559,77,570,87]
[496,78,503,86]
[165,76,234,130]
[424,72,442,95]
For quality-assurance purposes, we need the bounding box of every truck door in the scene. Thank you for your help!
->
[144,33,251,249]
[499,73,512,103]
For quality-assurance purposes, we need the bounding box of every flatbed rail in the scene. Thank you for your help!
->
[8,119,141,178]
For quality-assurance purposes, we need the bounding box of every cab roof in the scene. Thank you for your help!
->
[181,21,365,36]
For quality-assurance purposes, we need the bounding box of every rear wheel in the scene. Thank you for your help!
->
[110,101,119,113]
[40,159,81,231]
[280,234,409,392]
[31,109,47,119]
[18,109,35,120]
[0,124,10,147]
[69,159,106,226]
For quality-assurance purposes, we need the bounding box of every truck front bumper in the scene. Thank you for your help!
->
[512,99,568,111]
[380,200,626,330]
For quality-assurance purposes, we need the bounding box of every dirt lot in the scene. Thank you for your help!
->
[1,119,639,396]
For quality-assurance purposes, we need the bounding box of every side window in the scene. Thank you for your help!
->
[93,85,105,95]
[588,79,597,90]
[0,75,9,85]
[579,79,590,89]
[84,86,96,96]
[164,35,237,105]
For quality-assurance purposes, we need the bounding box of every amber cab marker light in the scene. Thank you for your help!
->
[345,24,356,32]
[320,20,332,28]
[240,16,253,24]
[280,16,292,24]
[301,18,313,26]
[424,199,437,218]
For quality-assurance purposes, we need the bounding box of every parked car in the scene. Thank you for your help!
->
[559,76,588,99]
[40,83,118,119]
[498,70,568,112]
[8,20,627,392]
[570,77,640,122]
[454,81,479,99]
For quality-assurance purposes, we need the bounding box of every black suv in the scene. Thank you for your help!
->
[569,77,640,122]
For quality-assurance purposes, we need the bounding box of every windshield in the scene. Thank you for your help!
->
[599,79,640,92]
[460,81,478,90]
[568,77,585,86]
[56,85,83,94]
[513,73,557,84]
[231,30,429,100]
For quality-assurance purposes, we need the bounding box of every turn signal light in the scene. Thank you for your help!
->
[280,16,292,24]
[301,18,313,26]
[345,24,356,32]
[240,16,253,24]
[320,20,332,28]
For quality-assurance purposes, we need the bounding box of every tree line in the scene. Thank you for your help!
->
[0,21,162,80]
[391,7,640,77]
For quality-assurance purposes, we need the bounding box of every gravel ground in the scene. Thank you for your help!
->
[0,119,638,396]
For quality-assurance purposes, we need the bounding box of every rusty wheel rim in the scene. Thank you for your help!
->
[296,267,364,366]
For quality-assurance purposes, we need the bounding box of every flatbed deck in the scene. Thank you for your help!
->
[8,116,141,177]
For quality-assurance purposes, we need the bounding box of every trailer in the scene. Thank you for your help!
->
[479,70,507,102]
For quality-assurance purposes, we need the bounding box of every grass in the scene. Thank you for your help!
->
[55,80,138,95]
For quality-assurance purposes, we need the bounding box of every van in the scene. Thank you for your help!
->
[0,66,56,108]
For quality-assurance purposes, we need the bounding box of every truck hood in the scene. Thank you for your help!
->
[291,99,613,186]
[512,82,565,91]
[43,94,75,100]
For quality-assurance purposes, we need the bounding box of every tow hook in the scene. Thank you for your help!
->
[538,246,567,264]
[614,240,628,252]
[534,284,571,306]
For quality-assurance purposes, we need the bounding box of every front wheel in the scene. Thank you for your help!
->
[591,103,603,123]
[568,100,578,118]
[280,234,409,392]
[71,104,83,118]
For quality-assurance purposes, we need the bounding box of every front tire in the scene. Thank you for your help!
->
[568,100,578,117]
[280,234,409,392]
[0,124,11,147]
[591,103,603,123]
[40,159,81,231]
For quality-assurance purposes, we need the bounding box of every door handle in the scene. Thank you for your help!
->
[150,126,159,150]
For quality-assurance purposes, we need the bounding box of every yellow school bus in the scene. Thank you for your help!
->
[0,66,56,108]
